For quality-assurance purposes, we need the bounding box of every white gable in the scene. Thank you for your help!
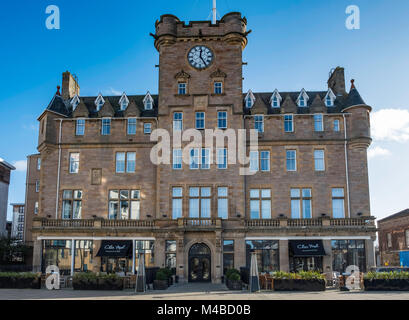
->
[324,88,336,107]
[71,94,80,111]
[270,89,282,108]
[143,91,154,110]
[244,90,256,108]
[95,93,105,111]
[119,92,129,111]
[296,89,309,107]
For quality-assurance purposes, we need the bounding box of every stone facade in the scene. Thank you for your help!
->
[24,154,40,244]
[0,159,15,237]
[378,210,409,266]
[28,12,376,281]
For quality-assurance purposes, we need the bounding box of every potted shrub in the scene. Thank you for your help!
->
[225,269,242,290]
[272,271,326,291]
[73,273,123,290]
[0,272,41,289]
[153,270,169,290]
[98,274,124,290]
[364,272,409,291]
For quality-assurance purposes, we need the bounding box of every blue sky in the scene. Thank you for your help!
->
[1,0,409,221]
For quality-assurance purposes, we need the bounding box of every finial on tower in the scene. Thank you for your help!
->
[350,79,356,90]
[56,85,61,95]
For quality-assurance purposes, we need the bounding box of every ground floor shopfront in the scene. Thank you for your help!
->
[33,235,375,283]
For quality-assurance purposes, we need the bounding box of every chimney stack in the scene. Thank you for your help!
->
[327,67,346,96]
[62,71,80,100]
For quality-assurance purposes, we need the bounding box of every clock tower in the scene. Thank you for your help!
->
[153,12,249,116]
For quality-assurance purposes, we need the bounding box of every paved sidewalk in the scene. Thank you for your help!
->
[1,283,409,300]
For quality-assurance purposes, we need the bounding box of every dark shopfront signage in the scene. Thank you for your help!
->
[289,240,326,257]
[96,240,133,257]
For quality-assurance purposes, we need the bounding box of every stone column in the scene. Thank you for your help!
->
[235,237,246,270]
[214,234,222,284]
[154,237,165,268]
[32,239,42,272]
[365,238,376,272]
[279,240,289,272]
[323,240,333,273]
[176,236,186,283]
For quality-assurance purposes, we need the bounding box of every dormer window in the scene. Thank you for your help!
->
[119,92,129,111]
[244,90,255,108]
[324,88,336,107]
[71,95,80,110]
[143,92,154,110]
[297,89,309,107]
[95,94,105,112]
[270,89,282,108]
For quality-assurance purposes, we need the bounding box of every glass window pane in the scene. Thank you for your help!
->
[109,190,119,199]
[261,200,271,219]
[131,190,140,199]
[189,187,199,197]
[218,187,228,197]
[130,201,140,220]
[63,190,72,199]
[189,199,199,218]
[302,199,312,218]
[218,198,228,219]
[332,188,344,197]
[120,201,129,219]
[108,201,118,220]
[201,187,211,197]
[120,190,129,199]
[332,199,345,218]
[290,189,300,198]
[250,200,260,219]
[302,189,311,198]
[261,189,271,198]
[250,189,259,198]
[201,199,211,218]
[291,199,300,218]
[173,187,183,197]
[172,199,182,219]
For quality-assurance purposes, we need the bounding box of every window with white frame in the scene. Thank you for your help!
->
[249,151,259,172]
[217,148,227,169]
[291,188,312,219]
[62,190,82,219]
[298,95,306,107]
[314,150,325,171]
[314,114,324,132]
[69,153,79,173]
[34,201,39,214]
[272,96,279,108]
[214,82,223,94]
[333,119,340,132]
[217,111,227,129]
[195,112,205,129]
[144,99,153,110]
[218,187,228,219]
[127,118,137,135]
[326,95,333,107]
[332,188,345,218]
[173,112,183,131]
[76,119,85,136]
[387,233,392,248]
[172,187,183,219]
[116,152,135,173]
[144,123,152,134]
[120,100,128,111]
[286,150,296,171]
[173,149,182,170]
[254,115,264,133]
[189,187,211,218]
[101,118,111,135]
[260,151,270,172]
[178,82,187,95]
[201,148,210,169]
[245,96,253,108]
[108,189,140,220]
[250,189,271,219]
[190,148,200,169]
[37,158,41,170]
[35,180,40,193]
[284,114,294,132]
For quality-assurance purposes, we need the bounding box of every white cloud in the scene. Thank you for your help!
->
[368,146,391,159]
[371,109,409,142]
[12,160,27,172]
[107,87,122,96]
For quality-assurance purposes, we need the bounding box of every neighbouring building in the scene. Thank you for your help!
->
[10,203,25,241]
[24,154,41,245]
[378,209,409,267]
[29,12,376,281]
[0,158,15,237]
[6,221,12,239]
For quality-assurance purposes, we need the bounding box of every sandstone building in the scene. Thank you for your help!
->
[28,12,376,282]
[0,158,15,237]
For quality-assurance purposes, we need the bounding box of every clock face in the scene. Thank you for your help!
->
[187,46,214,70]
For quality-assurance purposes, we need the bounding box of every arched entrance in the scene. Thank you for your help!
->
[188,243,211,282]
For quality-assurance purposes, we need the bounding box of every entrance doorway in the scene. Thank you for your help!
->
[188,243,211,282]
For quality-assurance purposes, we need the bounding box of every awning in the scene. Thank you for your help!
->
[96,240,133,258]
[289,240,326,257]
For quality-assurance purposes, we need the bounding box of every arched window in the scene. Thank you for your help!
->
[189,243,211,256]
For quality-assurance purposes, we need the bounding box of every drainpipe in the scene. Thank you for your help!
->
[343,114,351,218]
[55,119,62,219]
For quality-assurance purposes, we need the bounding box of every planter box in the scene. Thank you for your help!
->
[364,279,409,291]
[273,279,326,292]
[227,279,242,290]
[72,278,123,290]
[153,280,168,290]
[0,277,41,289]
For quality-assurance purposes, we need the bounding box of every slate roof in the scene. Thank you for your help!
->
[0,158,16,171]
[44,87,367,118]
[378,209,409,223]
[46,94,159,118]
